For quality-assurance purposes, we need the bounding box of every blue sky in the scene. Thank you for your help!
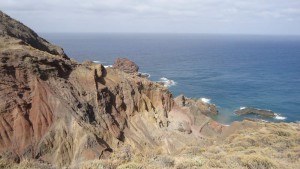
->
[1,0,300,35]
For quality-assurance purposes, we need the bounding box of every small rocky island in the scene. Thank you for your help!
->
[0,10,299,169]
[235,107,276,117]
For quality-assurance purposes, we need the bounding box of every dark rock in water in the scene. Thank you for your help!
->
[0,10,67,58]
[235,108,275,117]
[113,58,139,73]
[137,72,150,78]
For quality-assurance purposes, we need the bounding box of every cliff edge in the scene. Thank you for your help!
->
[0,10,66,57]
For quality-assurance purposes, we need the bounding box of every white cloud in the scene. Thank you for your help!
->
[1,0,300,34]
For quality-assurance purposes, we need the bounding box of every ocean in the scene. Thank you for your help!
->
[43,33,300,124]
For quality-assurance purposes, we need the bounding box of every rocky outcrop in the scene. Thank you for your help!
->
[168,95,221,138]
[0,10,67,57]
[113,58,139,73]
[235,107,275,117]
[174,95,218,117]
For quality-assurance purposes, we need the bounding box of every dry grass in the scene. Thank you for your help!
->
[1,122,298,169]
[78,159,119,169]
[116,162,142,169]
[198,122,300,169]
[240,154,277,169]
[175,157,203,169]
[0,158,12,169]
[148,155,175,168]
[0,158,53,169]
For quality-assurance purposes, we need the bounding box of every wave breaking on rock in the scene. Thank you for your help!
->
[158,77,177,87]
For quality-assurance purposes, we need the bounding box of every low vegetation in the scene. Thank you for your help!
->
[0,158,54,169]
[1,122,299,169]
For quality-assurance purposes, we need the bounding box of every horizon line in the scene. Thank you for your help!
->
[39,32,300,37]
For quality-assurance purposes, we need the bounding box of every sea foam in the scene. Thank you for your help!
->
[104,65,113,68]
[93,60,101,64]
[274,113,287,120]
[159,77,176,87]
[240,106,246,110]
[201,98,211,104]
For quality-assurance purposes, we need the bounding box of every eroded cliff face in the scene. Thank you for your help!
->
[0,11,226,167]
[0,43,174,164]
[2,11,299,169]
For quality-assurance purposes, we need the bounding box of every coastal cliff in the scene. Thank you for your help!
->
[0,11,299,169]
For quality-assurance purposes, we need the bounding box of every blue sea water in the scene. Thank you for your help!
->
[43,33,300,124]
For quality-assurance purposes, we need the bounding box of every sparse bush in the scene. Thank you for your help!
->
[286,152,300,162]
[241,154,277,169]
[230,136,257,148]
[228,146,246,152]
[17,159,41,169]
[0,158,53,169]
[150,155,174,168]
[206,159,223,168]
[271,129,291,137]
[180,146,205,156]
[111,145,132,163]
[121,146,132,162]
[207,146,223,154]
[175,157,203,169]
[0,158,12,169]
[116,162,142,169]
[79,160,117,169]
[80,162,105,169]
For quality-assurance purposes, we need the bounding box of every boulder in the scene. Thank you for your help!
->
[113,58,139,73]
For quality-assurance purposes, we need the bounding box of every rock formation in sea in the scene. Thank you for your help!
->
[235,107,275,117]
[113,57,139,73]
[0,11,299,169]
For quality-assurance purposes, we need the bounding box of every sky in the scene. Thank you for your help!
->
[1,0,300,35]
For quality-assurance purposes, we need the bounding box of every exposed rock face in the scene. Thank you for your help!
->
[166,95,221,139]
[0,10,67,57]
[0,11,225,167]
[174,95,218,117]
[113,58,139,73]
[235,107,275,117]
[0,43,175,166]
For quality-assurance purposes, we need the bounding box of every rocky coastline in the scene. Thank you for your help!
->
[0,11,299,169]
